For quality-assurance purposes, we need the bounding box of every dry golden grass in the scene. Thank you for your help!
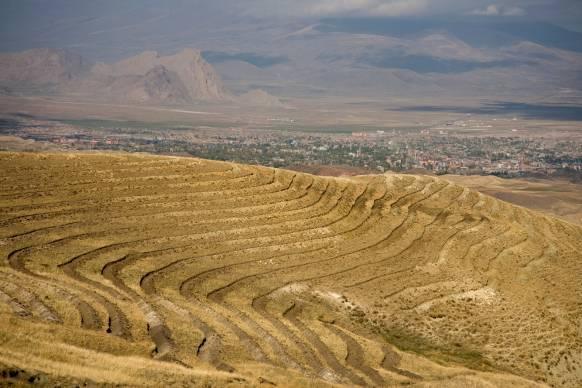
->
[0,151,580,387]
[443,174,582,226]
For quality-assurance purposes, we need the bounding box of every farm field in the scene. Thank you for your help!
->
[0,152,581,387]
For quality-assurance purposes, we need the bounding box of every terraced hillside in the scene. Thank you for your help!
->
[0,152,581,387]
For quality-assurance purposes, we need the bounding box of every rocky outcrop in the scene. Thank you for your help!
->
[101,65,191,104]
[0,48,230,104]
[91,48,230,102]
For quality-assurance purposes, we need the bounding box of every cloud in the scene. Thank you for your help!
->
[503,6,526,16]
[237,0,431,18]
[471,4,501,15]
[220,0,576,25]
[373,0,429,16]
[470,4,526,16]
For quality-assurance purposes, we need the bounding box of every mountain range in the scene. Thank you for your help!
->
[2,3,582,103]
[205,23,582,100]
[0,48,285,106]
[2,9,582,106]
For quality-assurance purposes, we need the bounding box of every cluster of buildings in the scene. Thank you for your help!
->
[3,117,580,180]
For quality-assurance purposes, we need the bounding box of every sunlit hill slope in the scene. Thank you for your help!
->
[0,152,581,387]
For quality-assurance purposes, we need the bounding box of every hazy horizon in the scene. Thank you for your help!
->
[1,0,582,104]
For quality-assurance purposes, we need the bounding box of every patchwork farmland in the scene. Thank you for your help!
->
[0,152,580,387]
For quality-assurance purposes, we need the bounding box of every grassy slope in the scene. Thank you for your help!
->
[0,152,580,387]
[444,174,582,226]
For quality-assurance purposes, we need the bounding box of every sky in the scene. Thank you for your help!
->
[0,0,581,60]
[206,0,581,30]
[1,0,581,31]
[226,0,542,18]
